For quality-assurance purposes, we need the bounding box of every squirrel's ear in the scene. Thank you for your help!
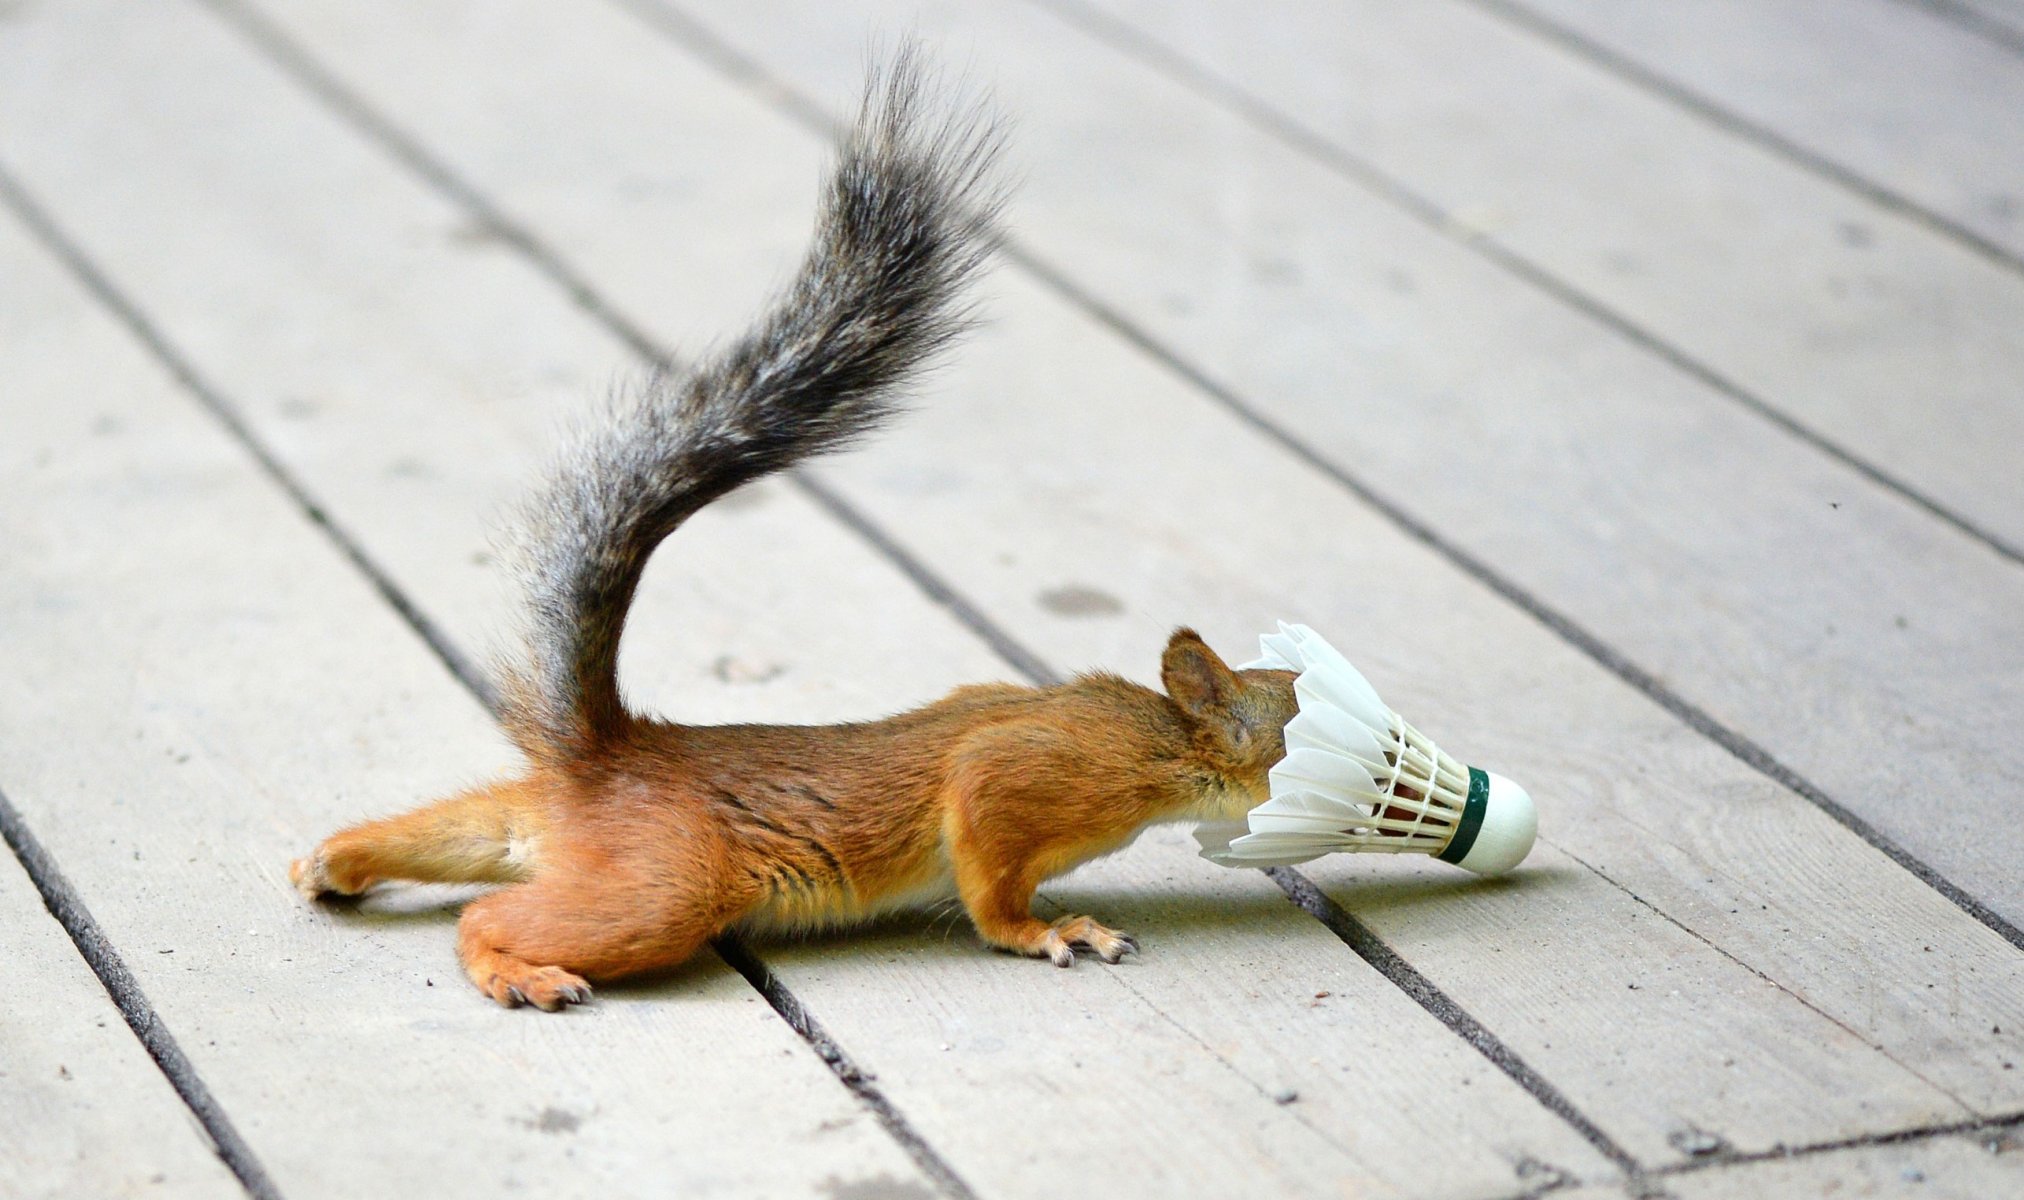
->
[1162,628,1240,721]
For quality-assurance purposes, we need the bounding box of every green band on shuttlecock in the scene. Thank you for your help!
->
[1438,768,1491,865]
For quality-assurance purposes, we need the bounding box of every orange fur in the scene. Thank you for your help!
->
[290,53,1307,1010]
[292,633,1297,1009]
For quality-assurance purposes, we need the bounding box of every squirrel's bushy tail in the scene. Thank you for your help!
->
[497,47,1006,761]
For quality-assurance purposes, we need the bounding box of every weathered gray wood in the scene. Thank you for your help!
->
[1068,0,2024,562]
[1603,1131,2024,1199]
[748,832,1626,1196]
[1665,1138,2024,1198]
[219,0,2024,1169]
[0,847,241,1199]
[812,267,2024,1156]
[1504,0,2024,260]
[0,157,931,1200]
[0,1,1624,1194]
[659,0,2024,1098]
[672,0,2024,933]
[1940,0,2024,42]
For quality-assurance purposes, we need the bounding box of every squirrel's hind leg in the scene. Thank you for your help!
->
[290,779,545,900]
[455,818,758,1011]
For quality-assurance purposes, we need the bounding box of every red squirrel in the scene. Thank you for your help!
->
[290,50,1301,1010]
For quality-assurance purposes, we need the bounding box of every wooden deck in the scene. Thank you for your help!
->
[3,1,2021,1196]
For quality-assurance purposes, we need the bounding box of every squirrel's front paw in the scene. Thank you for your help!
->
[1040,915,1138,967]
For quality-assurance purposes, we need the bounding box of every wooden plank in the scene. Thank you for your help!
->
[0,845,241,1199]
[0,143,932,1200]
[217,0,2024,1169]
[674,0,2024,933]
[1939,0,2024,42]
[805,268,2024,1157]
[645,0,2024,1107]
[750,834,1627,1197]
[1503,0,2024,261]
[1662,1138,2024,1199]
[1065,0,2024,561]
[1625,1132,2024,1199]
[0,1,1623,1195]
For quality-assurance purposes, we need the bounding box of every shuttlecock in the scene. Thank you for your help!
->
[1194,623,1536,875]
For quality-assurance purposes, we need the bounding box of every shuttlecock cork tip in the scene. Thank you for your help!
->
[1444,770,1537,875]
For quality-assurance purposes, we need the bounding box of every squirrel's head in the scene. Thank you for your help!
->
[1160,628,1299,811]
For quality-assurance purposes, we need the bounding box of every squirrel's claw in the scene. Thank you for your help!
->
[1046,915,1137,966]
[480,964,594,1012]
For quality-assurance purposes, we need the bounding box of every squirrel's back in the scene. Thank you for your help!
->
[495,48,1007,762]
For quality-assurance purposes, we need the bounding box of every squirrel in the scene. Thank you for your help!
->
[289,48,1301,1011]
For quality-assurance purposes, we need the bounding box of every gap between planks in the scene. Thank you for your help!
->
[1892,0,2024,57]
[1464,0,2024,277]
[1640,1107,2024,1194]
[33,0,1644,1183]
[1273,867,2024,1196]
[0,152,1628,1184]
[0,157,977,1200]
[600,0,2024,950]
[185,0,2024,1173]
[0,781,280,1200]
[1015,0,2024,572]
[25,0,2012,1188]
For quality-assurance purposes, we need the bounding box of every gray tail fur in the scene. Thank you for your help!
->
[496,46,1006,761]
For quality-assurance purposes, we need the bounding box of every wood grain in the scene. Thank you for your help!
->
[1503,0,2024,260]
[1059,0,2024,557]
[0,0,1618,1193]
[0,143,932,1200]
[1937,0,2024,42]
[681,0,2024,932]
[1561,1129,2024,1199]
[1658,1135,2024,1199]
[0,847,241,1199]
[214,0,2024,1168]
